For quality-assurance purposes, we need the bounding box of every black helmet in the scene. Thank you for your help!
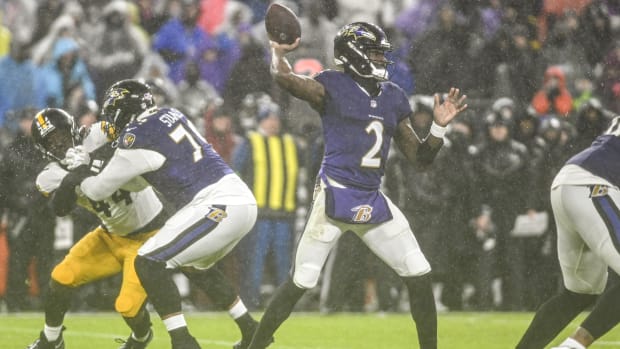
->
[101,79,155,138]
[333,22,393,81]
[31,108,79,161]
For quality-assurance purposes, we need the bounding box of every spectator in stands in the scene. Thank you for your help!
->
[204,101,240,164]
[531,65,573,117]
[30,14,78,66]
[175,60,220,122]
[39,37,95,109]
[30,0,65,45]
[232,100,301,309]
[408,3,471,95]
[0,11,11,57]
[472,109,532,310]
[222,26,271,115]
[440,115,480,310]
[598,42,620,114]
[152,0,212,83]
[572,98,611,154]
[88,0,149,102]
[541,10,590,85]
[476,24,541,106]
[578,2,613,72]
[290,0,338,69]
[134,51,179,102]
[0,38,44,127]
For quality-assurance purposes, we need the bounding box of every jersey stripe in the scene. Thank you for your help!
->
[592,192,620,253]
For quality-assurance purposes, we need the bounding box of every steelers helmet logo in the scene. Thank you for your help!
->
[35,112,56,137]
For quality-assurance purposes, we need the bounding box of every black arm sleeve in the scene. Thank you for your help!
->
[416,138,444,168]
[50,165,92,216]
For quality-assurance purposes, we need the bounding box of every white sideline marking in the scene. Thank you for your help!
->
[597,341,620,346]
[4,326,345,349]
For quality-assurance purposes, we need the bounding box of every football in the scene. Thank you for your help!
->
[264,3,301,45]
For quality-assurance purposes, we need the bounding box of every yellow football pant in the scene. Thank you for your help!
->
[51,226,157,317]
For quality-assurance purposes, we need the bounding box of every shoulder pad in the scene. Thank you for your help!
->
[82,122,112,152]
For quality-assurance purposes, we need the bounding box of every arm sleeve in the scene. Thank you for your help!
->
[79,148,165,201]
[50,172,82,216]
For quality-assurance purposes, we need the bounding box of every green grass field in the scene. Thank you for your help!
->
[2,311,619,348]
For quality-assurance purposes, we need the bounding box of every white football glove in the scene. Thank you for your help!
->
[64,146,91,170]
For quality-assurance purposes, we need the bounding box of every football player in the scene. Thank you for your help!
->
[516,115,620,349]
[28,108,259,349]
[246,22,467,349]
[62,80,258,349]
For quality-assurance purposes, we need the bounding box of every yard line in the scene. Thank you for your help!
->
[597,341,620,346]
[3,326,349,349]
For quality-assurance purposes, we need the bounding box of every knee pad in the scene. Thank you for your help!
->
[398,250,431,277]
[293,263,321,289]
[51,262,79,287]
[115,290,148,318]
[564,273,606,295]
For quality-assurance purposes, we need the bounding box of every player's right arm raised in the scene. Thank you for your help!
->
[270,39,325,112]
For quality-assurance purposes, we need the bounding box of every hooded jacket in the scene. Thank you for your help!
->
[531,65,573,117]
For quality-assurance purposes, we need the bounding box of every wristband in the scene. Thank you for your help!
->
[430,121,447,138]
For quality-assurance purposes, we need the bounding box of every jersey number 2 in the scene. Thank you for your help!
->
[361,120,383,168]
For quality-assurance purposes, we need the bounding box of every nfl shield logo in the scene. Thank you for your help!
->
[370,100,377,108]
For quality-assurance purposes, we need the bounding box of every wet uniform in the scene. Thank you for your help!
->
[293,70,431,289]
[36,122,165,317]
[551,115,620,294]
[79,107,256,270]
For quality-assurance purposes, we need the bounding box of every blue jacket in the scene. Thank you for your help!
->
[39,37,95,107]
[0,56,45,126]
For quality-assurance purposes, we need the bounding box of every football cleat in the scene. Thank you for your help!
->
[233,337,274,349]
[232,319,274,349]
[116,329,153,349]
[26,328,65,349]
[171,335,201,349]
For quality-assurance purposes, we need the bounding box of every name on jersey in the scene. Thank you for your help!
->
[159,109,185,128]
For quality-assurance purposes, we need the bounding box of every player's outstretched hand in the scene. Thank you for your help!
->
[270,38,300,56]
[64,146,91,171]
[433,87,468,127]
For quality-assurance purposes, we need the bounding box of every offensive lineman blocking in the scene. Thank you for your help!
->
[62,80,258,349]
[27,108,262,349]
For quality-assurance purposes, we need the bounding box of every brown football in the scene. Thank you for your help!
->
[264,3,301,45]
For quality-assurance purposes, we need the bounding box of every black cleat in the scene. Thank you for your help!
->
[116,329,154,349]
[26,327,65,349]
[233,320,274,349]
[172,335,201,349]
[233,337,274,349]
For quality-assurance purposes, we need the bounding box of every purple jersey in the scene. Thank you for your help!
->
[118,107,233,209]
[567,116,620,187]
[315,70,411,190]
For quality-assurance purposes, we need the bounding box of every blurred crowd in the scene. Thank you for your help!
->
[1,0,620,314]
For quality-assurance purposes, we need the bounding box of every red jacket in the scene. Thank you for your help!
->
[531,65,573,117]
